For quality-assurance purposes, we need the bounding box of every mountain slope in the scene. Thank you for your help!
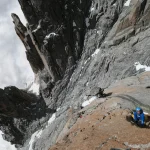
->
[49,71,150,150]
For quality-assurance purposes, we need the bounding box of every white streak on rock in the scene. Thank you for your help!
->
[134,62,150,72]
[124,0,131,6]
[82,96,97,107]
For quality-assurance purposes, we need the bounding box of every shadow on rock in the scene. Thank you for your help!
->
[86,87,112,98]
[102,92,112,97]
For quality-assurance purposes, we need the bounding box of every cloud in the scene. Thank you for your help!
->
[0,0,13,16]
[0,1,34,88]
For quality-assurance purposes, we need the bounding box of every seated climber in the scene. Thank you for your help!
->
[133,107,145,127]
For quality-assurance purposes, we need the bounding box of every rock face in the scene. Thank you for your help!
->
[11,13,44,74]
[17,0,91,82]
[1,0,150,149]
[49,104,150,150]
[0,86,37,118]
[0,86,54,146]
[12,0,127,110]
[49,71,150,150]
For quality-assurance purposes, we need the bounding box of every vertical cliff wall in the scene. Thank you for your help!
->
[12,0,126,109]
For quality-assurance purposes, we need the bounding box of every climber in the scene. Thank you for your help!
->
[133,107,145,127]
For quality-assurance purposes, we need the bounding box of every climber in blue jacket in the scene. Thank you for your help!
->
[133,107,145,127]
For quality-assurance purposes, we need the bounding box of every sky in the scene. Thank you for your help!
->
[0,0,34,89]
[0,1,35,149]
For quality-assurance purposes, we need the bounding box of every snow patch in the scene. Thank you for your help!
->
[29,129,43,150]
[82,96,97,107]
[84,57,91,65]
[134,62,150,72]
[85,18,90,27]
[33,24,41,32]
[28,82,40,95]
[91,49,100,57]
[57,108,60,112]
[29,113,56,149]
[86,82,89,86]
[45,33,58,40]
[87,57,91,61]
[73,21,76,27]
[70,77,72,81]
[35,130,43,139]
[90,1,95,12]
[124,0,131,6]
[0,131,16,150]
[97,30,102,35]
[47,113,56,126]
[90,6,95,12]
[84,60,88,65]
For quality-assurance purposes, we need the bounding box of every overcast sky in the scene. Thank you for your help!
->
[0,1,35,149]
[0,0,34,89]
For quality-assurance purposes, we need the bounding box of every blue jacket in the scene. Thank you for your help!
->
[133,110,145,124]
